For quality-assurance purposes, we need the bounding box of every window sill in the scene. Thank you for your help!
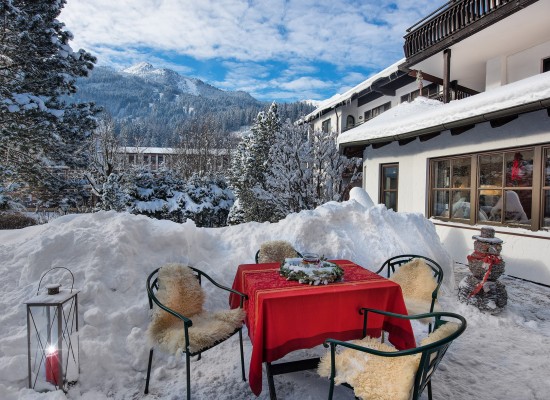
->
[430,218,550,240]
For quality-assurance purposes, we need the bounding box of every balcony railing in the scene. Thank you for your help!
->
[404,0,522,59]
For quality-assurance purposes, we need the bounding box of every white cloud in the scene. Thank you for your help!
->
[60,0,441,101]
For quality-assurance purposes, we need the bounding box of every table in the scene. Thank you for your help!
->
[229,260,415,397]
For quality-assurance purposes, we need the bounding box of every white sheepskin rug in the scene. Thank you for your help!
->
[389,258,439,316]
[147,263,246,354]
[318,322,460,400]
[257,240,300,264]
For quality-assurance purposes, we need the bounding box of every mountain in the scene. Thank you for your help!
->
[70,63,315,147]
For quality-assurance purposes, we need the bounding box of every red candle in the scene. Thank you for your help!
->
[45,347,60,386]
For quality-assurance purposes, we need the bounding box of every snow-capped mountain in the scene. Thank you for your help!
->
[70,63,315,146]
[122,62,200,96]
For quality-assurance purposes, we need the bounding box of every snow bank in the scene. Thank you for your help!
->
[0,193,454,399]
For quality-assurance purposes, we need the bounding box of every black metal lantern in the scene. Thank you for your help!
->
[25,267,80,392]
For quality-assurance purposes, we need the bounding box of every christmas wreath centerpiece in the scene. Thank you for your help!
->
[280,254,344,285]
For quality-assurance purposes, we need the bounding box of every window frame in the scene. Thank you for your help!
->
[321,119,331,133]
[428,145,549,231]
[401,89,420,103]
[380,163,399,211]
[542,56,550,73]
[346,115,355,129]
[364,102,391,122]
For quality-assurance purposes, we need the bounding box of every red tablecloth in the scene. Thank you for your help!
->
[229,260,415,396]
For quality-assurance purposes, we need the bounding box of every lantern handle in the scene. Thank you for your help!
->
[37,267,75,295]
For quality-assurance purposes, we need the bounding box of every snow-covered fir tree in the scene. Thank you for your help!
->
[256,120,314,218]
[86,114,123,198]
[97,168,234,227]
[0,0,98,204]
[229,102,280,222]
[310,129,358,204]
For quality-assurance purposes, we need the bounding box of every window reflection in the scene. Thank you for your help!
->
[505,151,533,187]
[450,190,471,219]
[432,190,449,217]
[479,154,503,187]
[434,160,450,188]
[452,158,470,188]
[544,149,550,228]
[488,190,531,224]
[544,191,550,228]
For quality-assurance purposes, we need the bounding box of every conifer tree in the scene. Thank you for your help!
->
[229,102,280,222]
[0,0,98,202]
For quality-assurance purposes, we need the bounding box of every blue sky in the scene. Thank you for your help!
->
[60,0,443,102]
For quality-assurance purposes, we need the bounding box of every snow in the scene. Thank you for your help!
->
[339,72,550,145]
[303,59,404,122]
[178,78,199,96]
[122,63,200,96]
[1,188,549,399]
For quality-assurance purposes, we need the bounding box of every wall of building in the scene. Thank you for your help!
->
[507,39,550,84]
[362,109,550,285]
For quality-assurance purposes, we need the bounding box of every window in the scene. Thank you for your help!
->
[431,158,471,220]
[158,155,164,166]
[321,119,331,133]
[543,148,550,229]
[401,89,420,103]
[424,83,442,100]
[543,57,550,73]
[429,146,550,230]
[364,102,391,121]
[128,154,135,164]
[346,115,355,129]
[380,164,399,211]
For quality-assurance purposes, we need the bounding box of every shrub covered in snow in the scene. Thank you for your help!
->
[97,168,234,227]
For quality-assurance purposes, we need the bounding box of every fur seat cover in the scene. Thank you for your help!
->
[147,263,245,354]
[318,322,460,400]
[389,259,439,316]
[258,240,300,264]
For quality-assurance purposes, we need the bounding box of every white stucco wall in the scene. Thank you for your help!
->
[485,56,507,90]
[507,40,550,84]
[361,109,550,285]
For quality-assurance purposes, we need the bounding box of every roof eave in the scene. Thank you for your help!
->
[339,97,550,156]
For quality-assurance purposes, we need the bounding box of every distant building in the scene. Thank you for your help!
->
[118,146,232,176]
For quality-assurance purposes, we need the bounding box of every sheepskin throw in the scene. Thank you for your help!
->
[318,323,460,400]
[318,337,419,400]
[147,263,246,354]
[258,240,299,264]
[389,259,438,315]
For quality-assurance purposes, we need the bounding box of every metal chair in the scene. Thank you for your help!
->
[322,309,467,400]
[144,264,247,400]
[376,254,444,315]
[255,240,302,263]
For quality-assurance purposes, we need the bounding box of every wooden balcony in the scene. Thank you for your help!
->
[403,0,538,66]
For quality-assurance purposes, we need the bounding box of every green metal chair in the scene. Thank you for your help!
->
[144,265,247,400]
[376,254,444,315]
[322,309,467,400]
[254,240,302,264]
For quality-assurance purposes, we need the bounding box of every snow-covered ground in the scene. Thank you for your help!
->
[1,189,549,399]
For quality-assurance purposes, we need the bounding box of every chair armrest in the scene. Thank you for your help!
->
[148,291,193,326]
[360,307,435,321]
[190,267,248,305]
[323,338,418,357]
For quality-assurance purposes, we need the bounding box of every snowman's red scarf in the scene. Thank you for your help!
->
[466,251,502,298]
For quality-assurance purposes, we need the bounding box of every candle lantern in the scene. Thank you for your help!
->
[25,267,80,392]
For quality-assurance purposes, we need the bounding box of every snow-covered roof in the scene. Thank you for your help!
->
[339,72,550,148]
[302,58,405,122]
[119,146,176,154]
[118,146,231,155]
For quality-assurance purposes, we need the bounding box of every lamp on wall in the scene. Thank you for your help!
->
[25,267,80,392]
